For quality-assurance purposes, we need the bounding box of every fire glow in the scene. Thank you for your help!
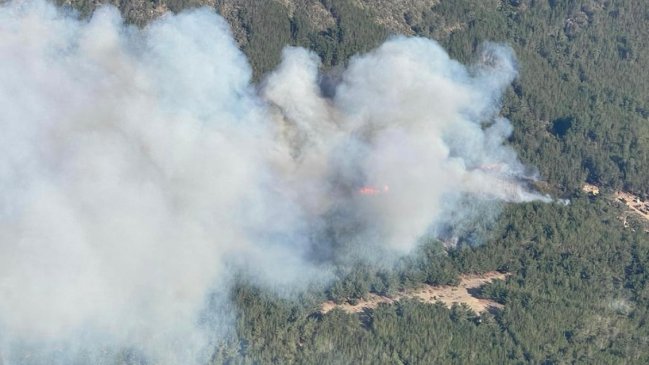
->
[0,2,554,362]
[359,185,390,195]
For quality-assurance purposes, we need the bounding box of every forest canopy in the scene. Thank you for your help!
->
[28,0,649,363]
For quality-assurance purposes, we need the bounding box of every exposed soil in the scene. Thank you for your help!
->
[582,183,600,195]
[321,271,509,315]
[581,184,649,231]
[615,190,649,221]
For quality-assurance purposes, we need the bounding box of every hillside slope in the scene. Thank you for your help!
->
[47,1,649,364]
[59,0,649,197]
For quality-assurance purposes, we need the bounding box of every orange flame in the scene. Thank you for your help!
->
[358,185,389,195]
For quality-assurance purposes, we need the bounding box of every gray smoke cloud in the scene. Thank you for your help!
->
[0,1,550,364]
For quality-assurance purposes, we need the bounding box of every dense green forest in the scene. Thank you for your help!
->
[218,0,649,198]
[206,195,649,364]
[63,1,649,195]
[61,0,649,363]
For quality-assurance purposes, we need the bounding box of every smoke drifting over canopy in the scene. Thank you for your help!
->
[0,1,550,364]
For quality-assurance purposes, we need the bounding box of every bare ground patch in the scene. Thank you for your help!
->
[615,191,649,221]
[321,271,510,315]
[585,184,649,231]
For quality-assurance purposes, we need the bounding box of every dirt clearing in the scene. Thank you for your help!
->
[321,271,510,315]
[615,191,649,221]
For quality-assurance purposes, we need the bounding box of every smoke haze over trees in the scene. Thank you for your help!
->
[0,1,552,363]
[2,0,649,364]
[54,0,649,196]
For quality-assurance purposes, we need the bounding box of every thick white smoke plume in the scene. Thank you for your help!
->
[0,1,550,364]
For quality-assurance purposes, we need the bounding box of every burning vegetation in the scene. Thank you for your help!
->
[358,185,390,195]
